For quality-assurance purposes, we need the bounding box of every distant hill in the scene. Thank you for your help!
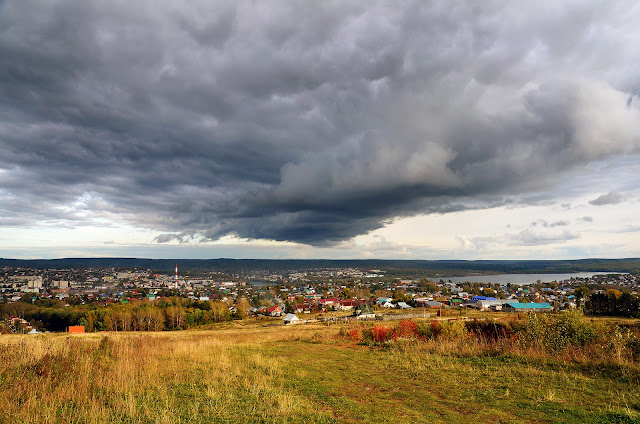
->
[1,257,639,275]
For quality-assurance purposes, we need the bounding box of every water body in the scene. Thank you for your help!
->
[247,281,274,287]
[433,272,621,286]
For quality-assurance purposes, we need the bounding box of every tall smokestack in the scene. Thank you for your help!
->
[175,264,178,284]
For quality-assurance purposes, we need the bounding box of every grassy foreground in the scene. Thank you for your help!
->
[1,320,640,424]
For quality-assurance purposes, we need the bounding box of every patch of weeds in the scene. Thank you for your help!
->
[56,400,78,418]
[573,362,640,384]
[598,412,640,424]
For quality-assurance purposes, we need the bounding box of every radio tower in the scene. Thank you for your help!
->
[175,264,178,284]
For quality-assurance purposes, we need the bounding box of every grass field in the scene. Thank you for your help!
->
[1,319,640,423]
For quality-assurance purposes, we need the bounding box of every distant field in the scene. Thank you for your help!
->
[1,319,640,424]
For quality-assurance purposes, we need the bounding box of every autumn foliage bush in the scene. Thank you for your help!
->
[346,320,420,345]
[465,319,512,342]
[346,313,640,362]
[348,328,362,343]
[371,325,395,343]
[349,318,512,346]
[397,319,419,338]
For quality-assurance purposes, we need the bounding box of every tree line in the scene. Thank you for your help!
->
[1,297,248,332]
[586,290,640,318]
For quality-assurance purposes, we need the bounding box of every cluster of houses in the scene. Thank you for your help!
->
[4,265,638,327]
[282,304,377,325]
[288,293,555,314]
[251,305,284,317]
[472,297,552,312]
[251,291,555,326]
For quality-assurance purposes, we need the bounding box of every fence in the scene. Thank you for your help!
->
[380,312,431,321]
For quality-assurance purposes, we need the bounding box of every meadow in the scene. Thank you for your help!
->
[1,313,640,424]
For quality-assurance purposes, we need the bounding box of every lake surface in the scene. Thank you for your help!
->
[432,272,621,286]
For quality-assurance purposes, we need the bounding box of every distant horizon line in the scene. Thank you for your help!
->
[2,257,639,262]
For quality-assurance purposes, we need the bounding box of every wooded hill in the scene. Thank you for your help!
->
[1,257,640,275]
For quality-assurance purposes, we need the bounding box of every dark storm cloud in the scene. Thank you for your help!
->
[1,1,640,245]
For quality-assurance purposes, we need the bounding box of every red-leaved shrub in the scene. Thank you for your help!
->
[397,319,419,338]
[371,325,394,343]
[349,328,362,342]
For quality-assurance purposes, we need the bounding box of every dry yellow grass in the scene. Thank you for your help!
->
[0,325,336,424]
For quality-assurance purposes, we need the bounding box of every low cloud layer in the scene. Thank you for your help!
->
[1,1,640,245]
[458,228,581,250]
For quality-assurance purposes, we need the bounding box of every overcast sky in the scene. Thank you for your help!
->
[1,0,640,260]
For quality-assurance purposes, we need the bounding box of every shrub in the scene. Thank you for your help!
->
[344,312,640,363]
[416,320,442,340]
[348,320,420,345]
[397,320,418,339]
[360,324,374,345]
[370,325,395,344]
[627,337,640,360]
[518,310,603,352]
[348,328,362,343]
[438,320,468,340]
[465,319,512,342]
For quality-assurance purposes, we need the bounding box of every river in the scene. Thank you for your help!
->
[432,272,621,286]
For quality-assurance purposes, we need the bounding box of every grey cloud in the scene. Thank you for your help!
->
[531,220,569,228]
[511,230,580,246]
[614,225,640,234]
[579,216,594,223]
[358,235,407,253]
[154,233,206,244]
[154,234,185,244]
[589,192,623,206]
[461,228,580,249]
[1,1,640,245]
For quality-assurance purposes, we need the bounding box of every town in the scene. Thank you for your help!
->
[2,264,638,333]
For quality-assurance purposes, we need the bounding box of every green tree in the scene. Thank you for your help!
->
[236,297,251,317]
[574,286,590,307]
[340,288,354,299]
[393,289,410,303]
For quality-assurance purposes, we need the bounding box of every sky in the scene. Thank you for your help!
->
[1,0,640,260]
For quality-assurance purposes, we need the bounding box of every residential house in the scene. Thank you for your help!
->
[337,299,356,311]
[471,296,497,302]
[267,305,283,317]
[421,300,444,309]
[354,304,375,320]
[502,302,552,312]
[476,299,518,311]
[283,314,301,325]
[295,303,311,313]
[319,297,339,308]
